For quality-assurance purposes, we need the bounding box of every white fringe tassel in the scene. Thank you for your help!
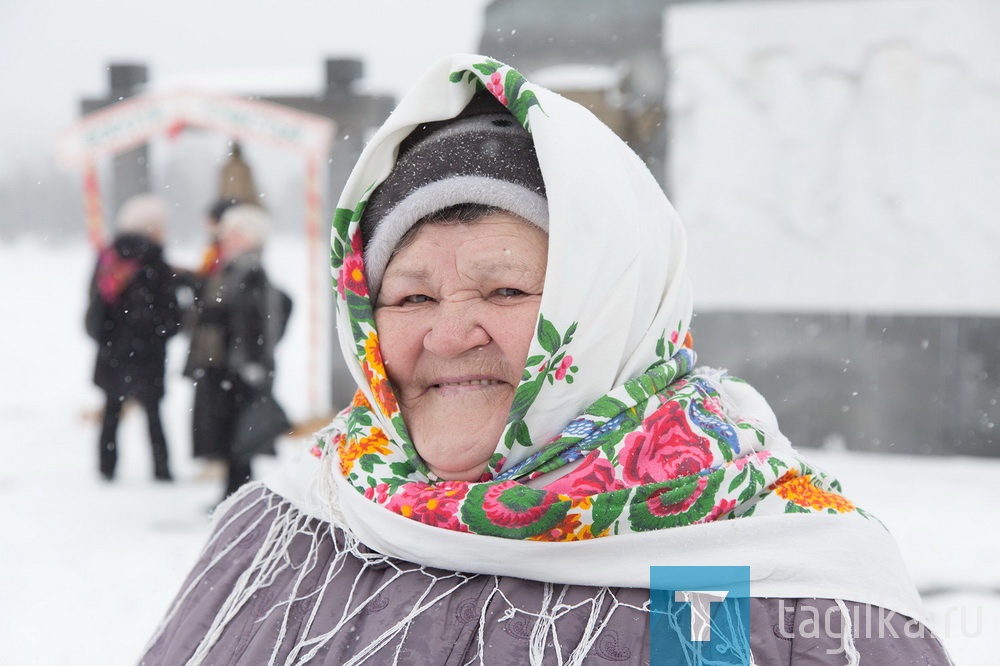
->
[142,483,640,666]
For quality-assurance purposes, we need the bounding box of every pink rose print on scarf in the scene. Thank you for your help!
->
[363,482,392,504]
[555,355,574,381]
[703,395,725,418]
[732,450,772,472]
[386,481,470,531]
[545,450,623,498]
[620,401,714,485]
[338,232,367,298]
[486,71,508,105]
[700,498,737,523]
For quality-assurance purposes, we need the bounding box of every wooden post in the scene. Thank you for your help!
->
[305,155,322,413]
[83,162,105,249]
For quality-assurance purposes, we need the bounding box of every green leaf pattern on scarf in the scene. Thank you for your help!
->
[316,351,864,542]
[504,314,578,457]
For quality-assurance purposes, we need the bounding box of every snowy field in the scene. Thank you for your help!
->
[0,238,997,665]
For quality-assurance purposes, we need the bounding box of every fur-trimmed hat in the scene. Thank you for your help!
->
[361,91,548,297]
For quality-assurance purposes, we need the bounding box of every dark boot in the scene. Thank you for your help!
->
[99,444,116,481]
[144,397,173,482]
[225,458,252,498]
[98,398,122,481]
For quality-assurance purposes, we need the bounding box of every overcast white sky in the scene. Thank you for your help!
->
[0,0,492,176]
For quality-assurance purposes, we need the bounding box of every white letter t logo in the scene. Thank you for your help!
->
[674,590,729,641]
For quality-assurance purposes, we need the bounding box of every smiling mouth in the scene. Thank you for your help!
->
[433,379,505,388]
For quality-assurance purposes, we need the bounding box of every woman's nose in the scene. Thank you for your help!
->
[423,300,491,358]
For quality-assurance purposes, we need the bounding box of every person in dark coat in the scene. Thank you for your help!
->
[85,194,181,481]
[182,198,238,469]
[184,203,292,500]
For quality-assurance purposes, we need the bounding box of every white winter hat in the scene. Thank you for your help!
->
[116,193,169,242]
[220,203,269,250]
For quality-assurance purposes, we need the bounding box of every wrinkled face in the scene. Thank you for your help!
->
[374,213,548,481]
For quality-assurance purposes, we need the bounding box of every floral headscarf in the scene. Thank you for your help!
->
[312,54,871,545]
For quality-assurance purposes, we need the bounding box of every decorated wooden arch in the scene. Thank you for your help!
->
[56,89,335,246]
[57,90,337,413]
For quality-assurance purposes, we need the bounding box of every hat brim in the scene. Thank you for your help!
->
[364,175,549,298]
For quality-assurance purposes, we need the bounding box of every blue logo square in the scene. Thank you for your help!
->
[650,566,751,665]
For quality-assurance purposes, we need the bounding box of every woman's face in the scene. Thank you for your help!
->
[374,213,548,481]
[219,229,245,263]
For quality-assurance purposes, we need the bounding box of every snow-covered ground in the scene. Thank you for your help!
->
[0,238,996,665]
[0,235,327,665]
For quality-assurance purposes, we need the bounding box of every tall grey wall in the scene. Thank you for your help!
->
[692,312,1000,456]
[667,0,1000,455]
[668,0,1000,314]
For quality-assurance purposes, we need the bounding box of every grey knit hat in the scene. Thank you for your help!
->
[361,91,548,297]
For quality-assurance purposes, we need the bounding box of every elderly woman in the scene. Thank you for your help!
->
[142,56,951,664]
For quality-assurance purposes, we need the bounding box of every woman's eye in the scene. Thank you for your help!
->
[494,288,526,298]
[402,294,432,304]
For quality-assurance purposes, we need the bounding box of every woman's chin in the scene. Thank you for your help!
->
[412,419,507,483]
[404,389,513,482]
[425,462,489,483]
